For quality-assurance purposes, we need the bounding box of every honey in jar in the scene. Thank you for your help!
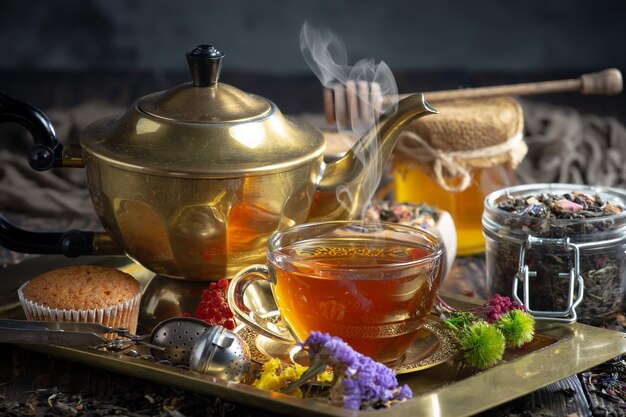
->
[392,97,526,256]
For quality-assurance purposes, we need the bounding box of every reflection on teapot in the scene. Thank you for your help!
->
[0,44,437,281]
[170,204,226,279]
[116,200,177,274]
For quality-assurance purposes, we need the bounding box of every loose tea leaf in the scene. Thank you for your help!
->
[497,192,621,220]
[582,354,626,414]
[364,201,440,229]
[0,387,274,417]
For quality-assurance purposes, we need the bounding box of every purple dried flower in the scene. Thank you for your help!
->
[305,331,328,348]
[330,378,362,410]
[397,385,413,401]
[306,331,359,374]
[524,204,545,217]
[303,332,412,410]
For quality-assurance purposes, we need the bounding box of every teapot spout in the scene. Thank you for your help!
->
[307,93,438,222]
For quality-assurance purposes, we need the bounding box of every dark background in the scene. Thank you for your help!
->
[0,0,625,117]
[1,0,625,74]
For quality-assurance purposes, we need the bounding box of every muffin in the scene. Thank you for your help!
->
[18,265,141,334]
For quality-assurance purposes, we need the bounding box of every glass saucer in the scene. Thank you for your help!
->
[234,312,459,374]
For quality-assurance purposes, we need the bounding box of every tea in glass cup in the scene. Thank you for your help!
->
[228,221,445,365]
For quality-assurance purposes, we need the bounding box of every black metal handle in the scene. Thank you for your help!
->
[0,91,95,257]
[0,91,64,171]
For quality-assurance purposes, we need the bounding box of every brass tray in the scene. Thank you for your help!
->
[2,255,626,417]
[238,311,458,374]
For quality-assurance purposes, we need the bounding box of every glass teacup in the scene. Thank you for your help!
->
[227,220,445,365]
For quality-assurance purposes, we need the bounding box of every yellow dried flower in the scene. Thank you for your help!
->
[252,358,333,397]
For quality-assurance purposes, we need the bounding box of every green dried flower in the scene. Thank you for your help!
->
[445,311,478,333]
[460,321,505,369]
[495,309,535,348]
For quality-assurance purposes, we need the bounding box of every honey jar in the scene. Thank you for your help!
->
[392,97,527,256]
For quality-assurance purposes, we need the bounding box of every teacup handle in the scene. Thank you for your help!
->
[227,264,298,344]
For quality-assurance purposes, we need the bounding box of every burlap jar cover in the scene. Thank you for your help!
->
[394,97,526,192]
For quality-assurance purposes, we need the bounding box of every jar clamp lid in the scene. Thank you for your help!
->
[513,235,585,323]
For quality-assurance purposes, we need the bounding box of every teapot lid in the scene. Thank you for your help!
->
[80,44,325,178]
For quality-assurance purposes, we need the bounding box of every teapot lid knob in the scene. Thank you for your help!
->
[186,44,225,86]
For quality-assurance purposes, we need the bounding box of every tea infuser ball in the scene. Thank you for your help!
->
[189,325,251,382]
[149,317,213,366]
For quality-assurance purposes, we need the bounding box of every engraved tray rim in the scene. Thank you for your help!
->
[2,255,625,417]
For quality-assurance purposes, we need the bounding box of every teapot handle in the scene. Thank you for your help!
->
[0,91,120,257]
[0,91,64,171]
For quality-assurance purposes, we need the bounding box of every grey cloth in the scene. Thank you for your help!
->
[519,100,626,188]
[0,150,94,217]
[0,101,122,219]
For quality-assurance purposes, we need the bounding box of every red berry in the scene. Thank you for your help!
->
[192,281,236,330]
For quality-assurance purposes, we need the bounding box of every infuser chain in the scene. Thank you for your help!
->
[90,328,166,352]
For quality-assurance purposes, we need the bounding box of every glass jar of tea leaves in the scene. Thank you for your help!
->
[482,184,626,325]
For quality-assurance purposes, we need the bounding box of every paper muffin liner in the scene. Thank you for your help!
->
[18,282,141,336]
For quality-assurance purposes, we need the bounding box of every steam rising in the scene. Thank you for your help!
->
[300,23,398,218]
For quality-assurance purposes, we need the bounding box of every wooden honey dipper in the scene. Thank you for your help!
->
[324,68,623,126]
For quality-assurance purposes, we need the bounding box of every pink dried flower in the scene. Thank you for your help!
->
[482,294,525,323]
[392,204,413,222]
[553,199,583,213]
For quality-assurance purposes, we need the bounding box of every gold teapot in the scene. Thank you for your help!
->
[0,44,437,282]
